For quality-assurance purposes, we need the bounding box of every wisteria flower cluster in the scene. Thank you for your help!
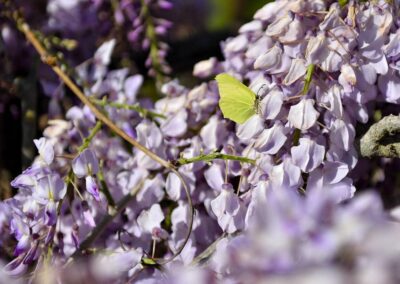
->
[114,0,173,79]
[1,0,400,283]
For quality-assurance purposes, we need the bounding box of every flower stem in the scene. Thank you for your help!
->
[140,0,168,87]
[97,160,116,207]
[176,151,256,166]
[77,121,102,153]
[302,64,315,95]
[18,20,193,265]
[151,240,157,258]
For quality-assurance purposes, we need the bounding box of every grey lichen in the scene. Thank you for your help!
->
[360,114,400,159]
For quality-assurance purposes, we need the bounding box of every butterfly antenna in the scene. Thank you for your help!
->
[256,84,268,99]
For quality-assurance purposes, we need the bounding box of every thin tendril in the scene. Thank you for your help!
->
[16,19,194,266]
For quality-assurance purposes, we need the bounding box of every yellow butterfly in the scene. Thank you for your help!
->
[216,73,261,124]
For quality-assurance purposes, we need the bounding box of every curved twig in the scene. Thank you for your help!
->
[18,21,194,265]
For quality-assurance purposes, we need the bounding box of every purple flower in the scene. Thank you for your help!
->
[200,115,228,150]
[193,57,221,78]
[158,0,173,10]
[259,86,284,120]
[91,249,143,280]
[210,183,245,234]
[85,176,100,201]
[10,217,30,256]
[34,174,67,204]
[283,58,307,86]
[44,201,57,226]
[166,170,195,201]
[288,99,319,130]
[236,115,264,142]
[204,163,224,191]
[11,166,48,190]
[72,149,99,178]
[254,122,287,154]
[161,110,188,137]
[291,137,325,173]
[137,204,167,241]
[33,137,54,165]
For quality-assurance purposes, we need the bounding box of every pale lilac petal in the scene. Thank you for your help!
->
[318,84,343,119]
[378,69,400,104]
[340,64,357,86]
[225,34,248,53]
[11,166,44,190]
[329,118,355,151]
[35,174,67,203]
[14,235,30,256]
[94,39,116,66]
[137,120,163,148]
[161,110,188,137]
[309,178,355,203]
[200,116,228,150]
[44,201,57,226]
[307,161,349,190]
[320,41,344,72]
[72,149,99,178]
[254,45,282,71]
[92,250,142,280]
[136,174,165,207]
[319,4,341,30]
[33,137,54,165]
[246,36,274,60]
[283,58,307,86]
[291,137,325,173]
[204,163,224,191]
[117,168,148,196]
[124,75,143,102]
[288,99,319,130]
[236,115,264,142]
[85,176,100,201]
[326,144,358,170]
[239,20,262,33]
[210,187,245,234]
[279,17,304,43]
[193,57,220,78]
[384,32,400,57]
[254,122,287,154]
[260,87,283,120]
[269,159,302,190]
[83,209,96,228]
[359,63,377,85]
[137,204,165,234]
[254,1,287,22]
[323,162,349,184]
[368,54,388,75]
[306,33,328,65]
[265,12,293,37]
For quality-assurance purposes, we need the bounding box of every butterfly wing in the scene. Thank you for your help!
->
[216,73,256,124]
